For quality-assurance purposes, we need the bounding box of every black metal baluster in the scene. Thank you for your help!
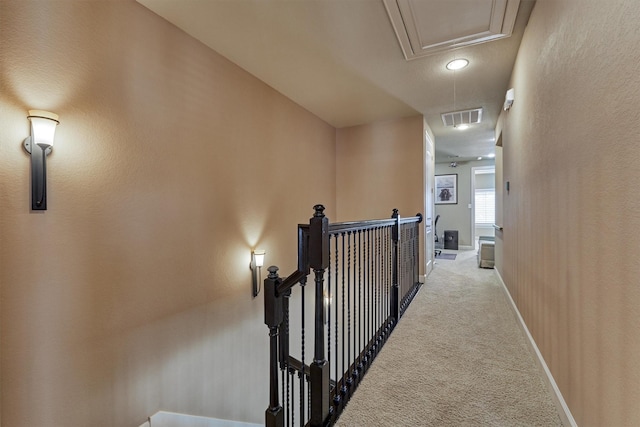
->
[372,227,377,354]
[283,290,291,427]
[384,227,393,326]
[404,225,408,299]
[353,230,358,383]
[408,226,412,301]
[286,367,291,427]
[281,354,285,420]
[368,228,373,364]
[410,224,417,310]
[308,384,311,421]
[408,226,412,297]
[388,227,392,325]
[415,223,419,298]
[382,228,386,335]
[384,226,388,332]
[404,225,409,301]
[333,234,340,410]
[380,226,384,340]
[346,231,352,392]
[384,227,393,328]
[372,227,378,354]
[392,225,396,322]
[400,224,403,301]
[356,230,362,379]
[408,226,412,303]
[289,371,296,427]
[327,236,332,419]
[340,232,347,401]
[377,227,381,343]
[370,227,374,343]
[300,277,306,426]
[412,224,416,299]
[380,227,385,336]
[398,224,402,309]
[361,229,368,368]
[384,226,389,332]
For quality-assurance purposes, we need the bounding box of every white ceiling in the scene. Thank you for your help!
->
[137,0,535,163]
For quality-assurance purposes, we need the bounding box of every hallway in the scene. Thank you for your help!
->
[336,250,563,426]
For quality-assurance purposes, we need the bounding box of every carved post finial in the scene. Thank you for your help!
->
[313,204,325,218]
[267,266,279,279]
[392,208,399,218]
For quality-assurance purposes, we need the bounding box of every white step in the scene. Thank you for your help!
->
[139,411,262,427]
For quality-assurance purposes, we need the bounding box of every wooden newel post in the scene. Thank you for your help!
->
[264,266,284,427]
[391,208,400,323]
[309,205,330,426]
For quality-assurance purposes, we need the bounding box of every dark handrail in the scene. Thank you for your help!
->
[400,213,423,224]
[326,214,422,235]
[276,270,307,296]
[328,218,395,234]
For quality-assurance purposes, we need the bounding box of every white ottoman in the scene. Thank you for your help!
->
[478,240,495,268]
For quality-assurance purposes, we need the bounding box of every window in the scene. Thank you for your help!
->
[475,189,495,224]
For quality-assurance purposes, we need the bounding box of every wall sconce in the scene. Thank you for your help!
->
[251,249,266,297]
[24,110,59,210]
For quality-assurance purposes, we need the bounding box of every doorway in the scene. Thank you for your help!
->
[471,166,495,248]
[424,130,435,276]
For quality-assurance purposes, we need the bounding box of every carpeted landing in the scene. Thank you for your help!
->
[336,249,563,426]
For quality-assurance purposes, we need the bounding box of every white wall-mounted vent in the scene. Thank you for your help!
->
[441,108,483,127]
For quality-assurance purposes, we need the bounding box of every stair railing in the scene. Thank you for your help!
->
[264,205,422,427]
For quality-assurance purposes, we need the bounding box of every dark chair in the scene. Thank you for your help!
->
[434,214,442,257]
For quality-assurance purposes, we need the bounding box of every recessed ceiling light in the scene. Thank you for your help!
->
[488,153,496,158]
[456,124,469,130]
[477,157,483,160]
[446,59,469,70]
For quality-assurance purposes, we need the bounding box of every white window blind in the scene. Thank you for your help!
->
[475,189,495,224]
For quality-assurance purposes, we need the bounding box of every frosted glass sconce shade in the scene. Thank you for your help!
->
[251,249,267,297]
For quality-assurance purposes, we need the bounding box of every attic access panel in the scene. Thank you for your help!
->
[384,0,521,60]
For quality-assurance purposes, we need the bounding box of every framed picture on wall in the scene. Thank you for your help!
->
[435,174,458,204]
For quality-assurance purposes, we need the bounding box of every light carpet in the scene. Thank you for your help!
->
[336,249,563,426]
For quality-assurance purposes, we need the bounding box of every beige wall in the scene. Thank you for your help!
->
[335,115,427,277]
[335,115,424,222]
[0,1,335,426]
[500,0,640,425]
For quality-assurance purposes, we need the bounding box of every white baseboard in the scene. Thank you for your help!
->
[146,411,261,427]
[494,269,577,427]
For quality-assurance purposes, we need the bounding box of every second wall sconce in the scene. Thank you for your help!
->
[24,110,59,210]
[251,249,266,297]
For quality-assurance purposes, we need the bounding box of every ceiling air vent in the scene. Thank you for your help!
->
[441,108,483,127]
